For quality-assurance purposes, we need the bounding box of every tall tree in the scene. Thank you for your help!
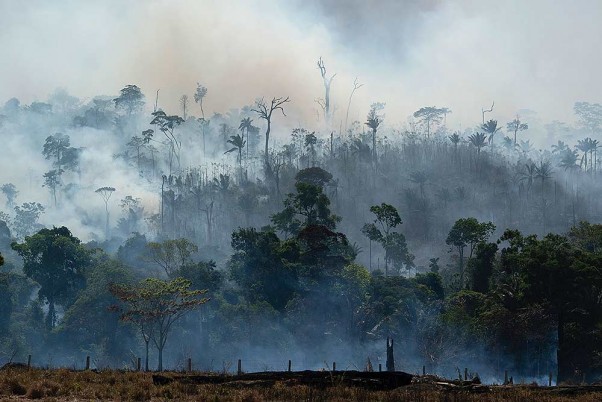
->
[252,96,290,173]
[11,226,90,329]
[446,218,495,287]
[113,84,145,116]
[365,103,384,166]
[239,117,253,158]
[43,169,63,207]
[317,57,336,122]
[506,117,528,145]
[95,187,116,238]
[42,133,70,171]
[413,106,450,137]
[362,203,413,276]
[179,94,189,120]
[193,83,207,119]
[344,78,363,134]
[481,119,502,144]
[146,238,198,278]
[150,111,185,174]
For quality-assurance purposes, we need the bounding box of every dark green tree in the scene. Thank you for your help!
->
[446,218,495,287]
[11,226,90,329]
[362,203,413,276]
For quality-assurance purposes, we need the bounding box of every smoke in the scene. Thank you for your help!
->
[2,0,602,131]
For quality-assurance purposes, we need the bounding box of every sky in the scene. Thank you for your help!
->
[1,0,601,130]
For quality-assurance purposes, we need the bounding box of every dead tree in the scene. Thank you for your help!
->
[345,77,363,134]
[482,101,494,124]
[386,337,395,372]
[317,57,336,122]
[252,96,290,174]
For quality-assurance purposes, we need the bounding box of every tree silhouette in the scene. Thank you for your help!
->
[110,277,208,371]
[413,106,450,137]
[252,96,290,174]
[113,84,144,116]
[506,117,528,145]
[317,57,336,122]
[481,119,502,144]
[95,187,116,238]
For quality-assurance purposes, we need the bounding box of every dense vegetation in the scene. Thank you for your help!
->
[0,85,601,385]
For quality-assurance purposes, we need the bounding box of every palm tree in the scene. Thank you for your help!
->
[519,163,536,196]
[225,134,246,181]
[365,106,382,166]
[558,149,579,171]
[535,161,553,193]
[239,117,253,158]
[468,132,487,167]
[576,139,590,172]
[551,140,569,154]
[481,119,502,144]
[449,132,461,162]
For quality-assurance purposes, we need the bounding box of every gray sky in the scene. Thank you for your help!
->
[1,0,601,128]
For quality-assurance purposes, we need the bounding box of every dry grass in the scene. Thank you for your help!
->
[0,368,600,401]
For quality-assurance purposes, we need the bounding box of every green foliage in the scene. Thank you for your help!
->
[11,226,90,329]
[229,227,298,311]
[271,182,340,237]
[60,257,133,364]
[362,203,413,275]
[110,277,208,371]
[113,84,144,115]
[146,238,198,278]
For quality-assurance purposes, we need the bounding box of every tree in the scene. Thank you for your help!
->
[481,119,502,144]
[43,169,63,207]
[271,182,340,237]
[42,133,70,172]
[446,218,495,287]
[317,57,336,122]
[110,277,209,371]
[11,226,90,329]
[179,94,189,120]
[1,183,18,207]
[113,84,144,115]
[225,134,246,179]
[506,117,528,145]
[252,96,290,172]
[95,187,115,239]
[468,132,487,165]
[413,106,450,137]
[365,103,384,166]
[193,83,207,119]
[146,238,198,278]
[344,78,363,134]
[239,117,253,158]
[362,203,414,276]
[150,111,185,174]
[13,202,44,240]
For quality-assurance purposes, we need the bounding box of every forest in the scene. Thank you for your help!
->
[0,75,601,387]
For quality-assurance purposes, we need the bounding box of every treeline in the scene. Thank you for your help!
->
[0,169,601,383]
[1,85,602,382]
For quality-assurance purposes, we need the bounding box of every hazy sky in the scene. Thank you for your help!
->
[1,0,601,129]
